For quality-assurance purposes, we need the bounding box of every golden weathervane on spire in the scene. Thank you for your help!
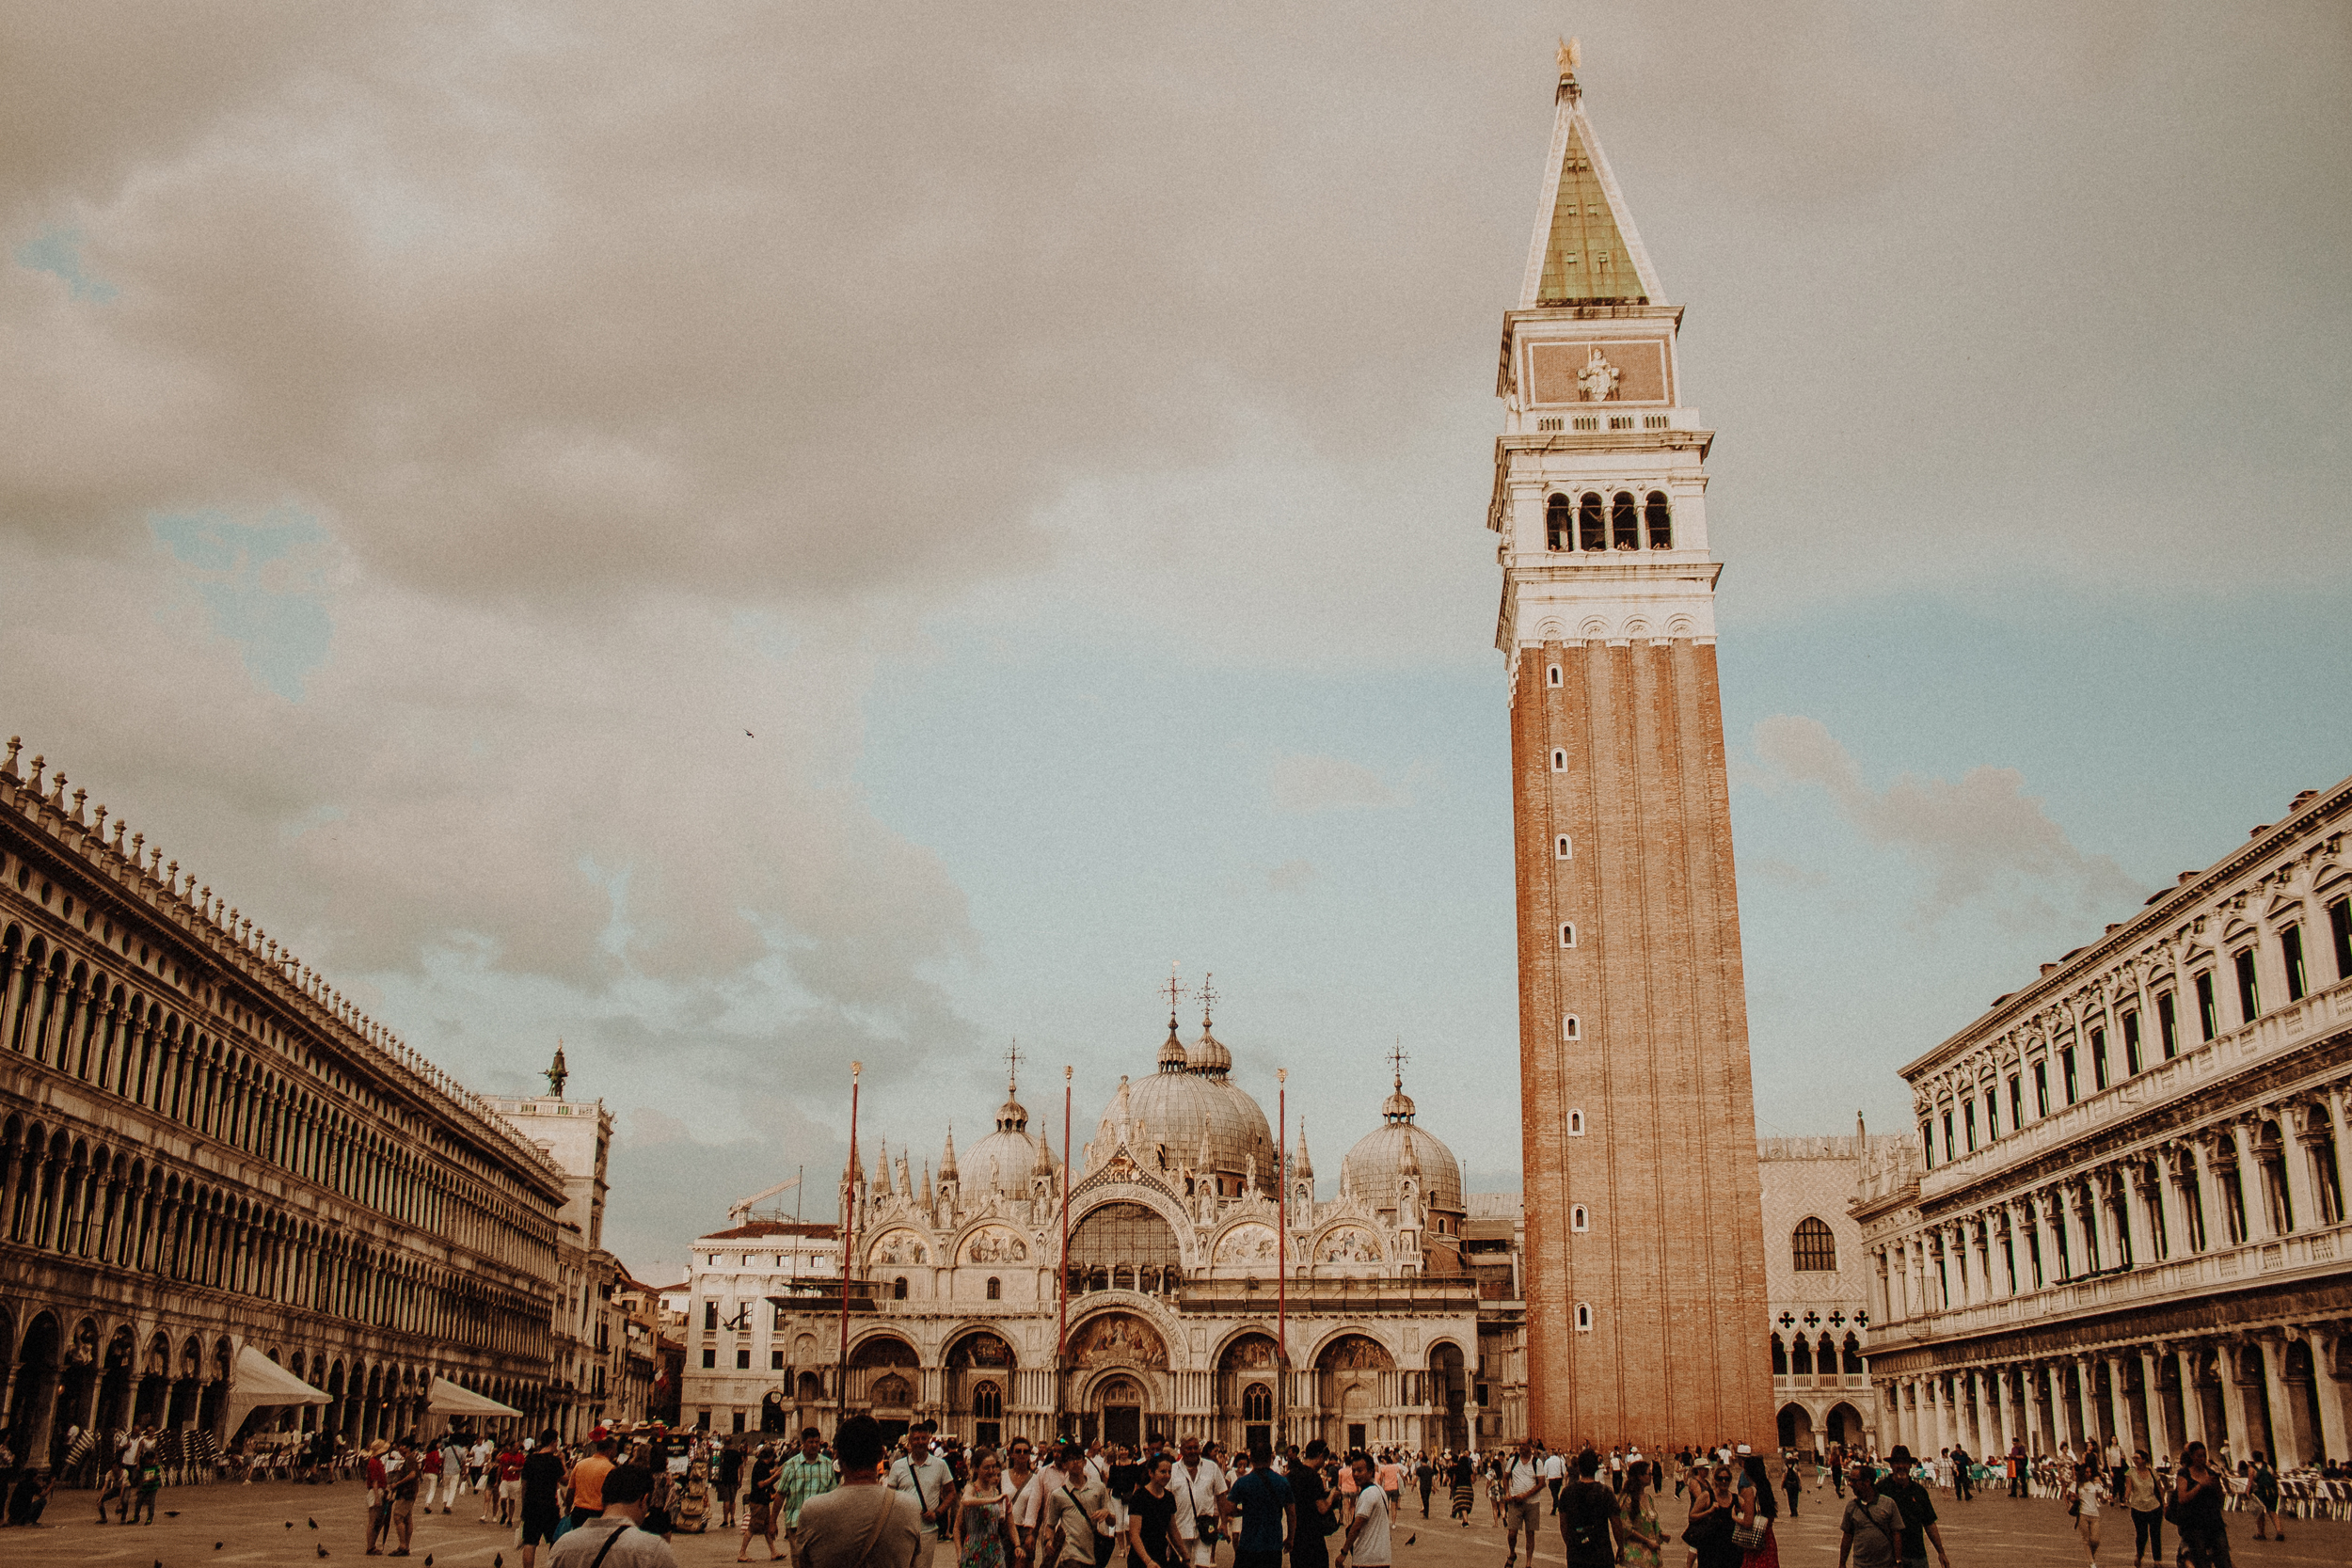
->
[1557,36,1581,75]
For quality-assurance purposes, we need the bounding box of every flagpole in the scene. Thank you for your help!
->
[1277,1068,1288,1449]
[838,1060,860,1423]
[1058,1063,1073,1440]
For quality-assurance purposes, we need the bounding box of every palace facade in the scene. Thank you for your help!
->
[1855,775,2352,1465]
[683,1009,1521,1455]
[0,736,577,1470]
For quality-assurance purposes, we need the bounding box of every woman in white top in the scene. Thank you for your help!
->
[2065,1459,2106,1568]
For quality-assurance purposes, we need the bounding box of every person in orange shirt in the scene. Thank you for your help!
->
[570,1433,620,1527]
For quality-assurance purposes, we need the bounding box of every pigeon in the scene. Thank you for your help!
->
[217,1543,226,1550]
[745,730,755,737]
[495,1557,504,1567]
[289,1520,297,1528]
[319,1545,331,1559]
[1406,1537,1416,1546]
[425,1557,434,1566]
[309,1517,320,1528]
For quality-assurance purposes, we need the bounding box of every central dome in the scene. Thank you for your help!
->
[1101,1014,1274,1186]
[965,1085,1051,1197]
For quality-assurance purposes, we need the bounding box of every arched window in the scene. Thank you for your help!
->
[1570,1205,1589,1232]
[1612,492,1638,550]
[1547,494,1571,552]
[1567,1110,1584,1135]
[974,1380,1004,1419]
[1242,1383,1273,1421]
[1548,664,1562,687]
[891,1276,908,1300]
[1645,491,1672,549]
[1771,1334,1788,1375]
[1792,1216,1836,1272]
[1792,1336,1814,1374]
[1573,1302,1593,1331]
[1578,494,1605,551]
[985,1276,1001,1301]
[1551,749,1567,771]
[1560,923,1577,948]
[1842,1333,1864,1374]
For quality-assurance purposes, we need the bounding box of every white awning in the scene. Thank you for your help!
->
[426,1376,524,1418]
[223,1344,330,1441]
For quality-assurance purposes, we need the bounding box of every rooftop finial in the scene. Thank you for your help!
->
[1161,960,1187,1030]
[1005,1037,1023,1097]
[1198,971,1218,1030]
[547,1037,568,1100]
[1388,1038,1410,1092]
[1557,36,1581,76]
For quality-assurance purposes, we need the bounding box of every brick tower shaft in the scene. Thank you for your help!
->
[1488,47,1772,1450]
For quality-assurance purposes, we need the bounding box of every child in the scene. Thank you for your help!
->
[132,1457,163,1525]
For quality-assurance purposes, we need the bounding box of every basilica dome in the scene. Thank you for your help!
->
[963,1086,1054,1197]
[1101,1017,1274,1187]
[1340,1076,1463,1213]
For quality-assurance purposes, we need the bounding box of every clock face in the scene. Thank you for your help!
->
[1526,338,1671,406]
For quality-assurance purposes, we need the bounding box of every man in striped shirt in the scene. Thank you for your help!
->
[775,1428,840,1567]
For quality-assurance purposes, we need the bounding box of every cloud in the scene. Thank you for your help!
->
[1740,854,1828,891]
[1748,714,2143,926]
[1266,858,1319,892]
[1269,753,1405,813]
[602,1100,847,1282]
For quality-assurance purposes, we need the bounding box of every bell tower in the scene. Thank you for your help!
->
[1491,42,1771,1449]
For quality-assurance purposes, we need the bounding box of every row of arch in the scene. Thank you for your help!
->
[0,1303,546,1472]
[1772,1331,1866,1378]
[0,1116,548,1358]
[1,922,559,1277]
[1546,491,1672,553]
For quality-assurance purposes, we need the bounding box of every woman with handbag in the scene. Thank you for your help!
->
[2165,1444,2229,1568]
[1731,1455,1777,1568]
[1680,1467,1740,1568]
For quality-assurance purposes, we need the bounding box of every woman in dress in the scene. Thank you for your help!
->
[2169,1443,2230,1568]
[2122,1449,2161,1568]
[1733,1454,1778,1568]
[1617,1461,1665,1568]
[958,1449,1015,1568]
[2064,1458,2105,1568]
[1450,1450,1476,1527]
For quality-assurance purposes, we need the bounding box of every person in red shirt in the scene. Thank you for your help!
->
[498,1444,528,1528]
[364,1441,392,1556]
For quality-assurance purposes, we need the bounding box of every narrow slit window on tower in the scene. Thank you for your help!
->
[1555,834,1573,859]
[1546,493,1571,552]
[1570,1205,1589,1233]
[1573,1302,1593,1332]
[1578,493,1605,551]
[1548,664,1562,687]
[1612,491,1638,550]
[1567,1110,1584,1135]
[1562,1014,1581,1042]
[1551,749,1567,771]
[1559,922,1577,948]
[1645,491,1672,548]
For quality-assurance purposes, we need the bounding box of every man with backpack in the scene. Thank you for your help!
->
[1556,1450,1619,1568]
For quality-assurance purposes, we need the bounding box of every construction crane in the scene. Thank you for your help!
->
[728,1170,802,1226]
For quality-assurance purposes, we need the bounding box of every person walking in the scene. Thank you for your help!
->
[798,1418,925,1568]
[958,1449,1015,1568]
[1876,1449,1948,1568]
[1229,1443,1294,1568]
[1417,1450,1435,1519]
[547,1463,681,1568]
[1780,1461,1801,1520]
[1501,1439,1543,1568]
[2245,1453,2280,1543]
[2007,1445,2027,1500]
[779,1426,840,1565]
[2122,1449,2161,1568]
[740,1442,783,1563]
[1733,1453,1779,1568]
[2167,1444,2229,1568]
[2063,1459,2105,1568]
[1130,1453,1187,1568]
[1543,1445,1566,1513]
[519,1430,571,1568]
[1342,1455,1392,1568]
[1448,1450,1474,1528]
[1168,1435,1229,1568]
[1617,1461,1663,1568]
[1684,1465,1740,1568]
[1837,1465,1904,1568]
[1289,1444,1334,1568]
[387,1436,421,1558]
[1042,1442,1116,1568]
[888,1421,958,1566]
[1949,1446,1974,1504]
[721,1441,746,1530]
[1557,1450,1620,1568]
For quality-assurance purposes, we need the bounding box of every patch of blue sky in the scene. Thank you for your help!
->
[150,507,335,701]
[14,225,118,302]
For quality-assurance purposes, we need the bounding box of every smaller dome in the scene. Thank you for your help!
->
[1188,1027,1232,1075]
[1340,1067,1463,1212]
[1156,1020,1188,1071]
[1381,1083,1416,1121]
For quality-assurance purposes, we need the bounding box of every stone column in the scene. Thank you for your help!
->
[2225,1123,2268,1243]
[2050,1360,2079,1452]
[2281,1105,2322,1232]
[1984,1366,2010,1455]
[2306,1327,2350,1467]
[2216,1340,2260,1463]
[2106,1354,2137,1451]
[2178,1346,2208,1449]
[2259,1331,2312,1465]
[2139,1345,2178,1458]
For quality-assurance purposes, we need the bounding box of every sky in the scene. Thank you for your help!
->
[4,3,2347,1283]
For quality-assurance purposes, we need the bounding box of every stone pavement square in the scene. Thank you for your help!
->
[0,1481,2344,1568]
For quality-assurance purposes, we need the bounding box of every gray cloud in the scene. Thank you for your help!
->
[1749,714,2143,927]
[1269,753,1404,813]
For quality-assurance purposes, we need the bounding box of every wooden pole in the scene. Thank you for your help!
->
[1277,1069,1287,1449]
[838,1060,860,1422]
[1057,1063,1073,1438]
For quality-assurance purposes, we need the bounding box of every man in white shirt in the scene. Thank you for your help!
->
[1169,1436,1229,1568]
[1541,1449,1566,1513]
[1343,1455,1391,1568]
[1502,1439,1542,1568]
[885,1423,958,1567]
[1015,1442,1070,1562]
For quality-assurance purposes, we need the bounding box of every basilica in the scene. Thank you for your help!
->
[680,1003,1523,1456]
